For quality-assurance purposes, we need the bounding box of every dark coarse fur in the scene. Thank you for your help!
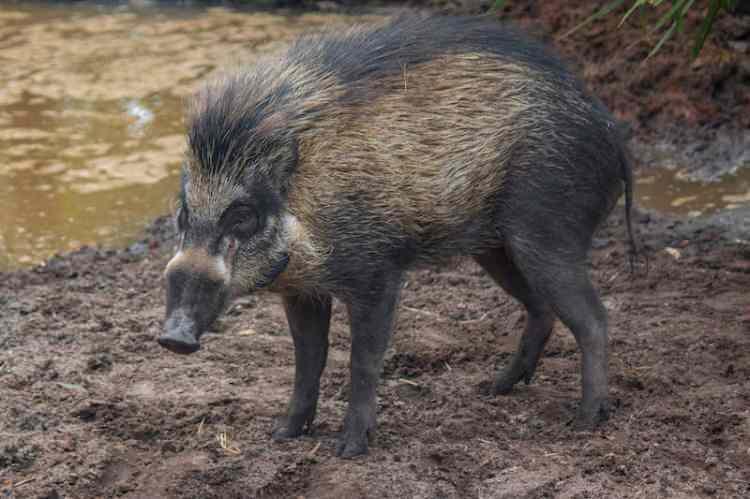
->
[187,14,635,286]
[171,13,636,458]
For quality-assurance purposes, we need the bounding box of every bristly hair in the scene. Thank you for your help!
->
[185,12,576,184]
[283,13,570,91]
[187,72,291,182]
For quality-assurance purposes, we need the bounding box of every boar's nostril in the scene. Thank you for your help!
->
[159,310,201,354]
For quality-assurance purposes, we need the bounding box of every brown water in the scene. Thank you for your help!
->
[636,167,750,218]
[0,2,747,270]
[0,2,371,270]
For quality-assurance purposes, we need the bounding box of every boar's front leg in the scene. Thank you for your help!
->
[272,293,332,440]
[338,273,402,458]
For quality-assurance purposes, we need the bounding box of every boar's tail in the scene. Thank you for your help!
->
[617,124,641,274]
[623,156,638,273]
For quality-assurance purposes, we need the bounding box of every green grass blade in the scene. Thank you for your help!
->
[619,0,648,28]
[491,0,507,12]
[676,0,697,33]
[646,19,678,60]
[560,0,627,39]
[649,0,689,34]
[691,0,722,58]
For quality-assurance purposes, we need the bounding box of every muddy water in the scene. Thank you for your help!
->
[0,3,748,270]
[0,2,371,270]
[637,166,750,217]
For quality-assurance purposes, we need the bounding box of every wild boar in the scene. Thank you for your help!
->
[159,13,635,457]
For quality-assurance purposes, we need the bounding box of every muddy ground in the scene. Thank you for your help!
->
[2,202,749,499]
[2,1,750,498]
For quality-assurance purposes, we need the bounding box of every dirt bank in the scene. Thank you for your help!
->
[489,0,750,182]
[2,1,750,498]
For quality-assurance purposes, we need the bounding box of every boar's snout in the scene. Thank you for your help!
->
[160,309,200,354]
[160,250,230,355]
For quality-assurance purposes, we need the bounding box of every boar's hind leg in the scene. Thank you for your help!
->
[474,248,556,395]
[338,273,403,458]
[509,240,610,429]
[272,293,332,440]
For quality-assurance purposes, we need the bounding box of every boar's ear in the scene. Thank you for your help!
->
[269,133,298,196]
[255,109,289,137]
[254,111,298,196]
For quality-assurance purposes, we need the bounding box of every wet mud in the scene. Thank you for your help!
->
[1,210,749,498]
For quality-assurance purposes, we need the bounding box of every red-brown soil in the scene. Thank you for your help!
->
[406,0,750,142]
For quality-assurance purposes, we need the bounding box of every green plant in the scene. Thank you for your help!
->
[561,0,740,60]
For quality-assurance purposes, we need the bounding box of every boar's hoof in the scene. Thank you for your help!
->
[336,410,375,458]
[271,420,306,441]
[272,407,317,440]
[336,424,371,458]
[336,435,369,459]
[492,368,528,395]
[492,378,517,396]
[572,398,610,430]
[492,356,540,395]
[157,334,200,355]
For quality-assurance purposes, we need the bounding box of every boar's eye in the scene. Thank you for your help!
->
[229,215,259,240]
[220,205,259,240]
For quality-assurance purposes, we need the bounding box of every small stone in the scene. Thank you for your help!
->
[72,401,102,422]
[316,1,340,11]
[38,489,60,499]
[128,241,148,257]
[701,483,717,495]
[86,353,112,372]
[728,41,749,53]
[592,238,610,249]
[664,247,681,260]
